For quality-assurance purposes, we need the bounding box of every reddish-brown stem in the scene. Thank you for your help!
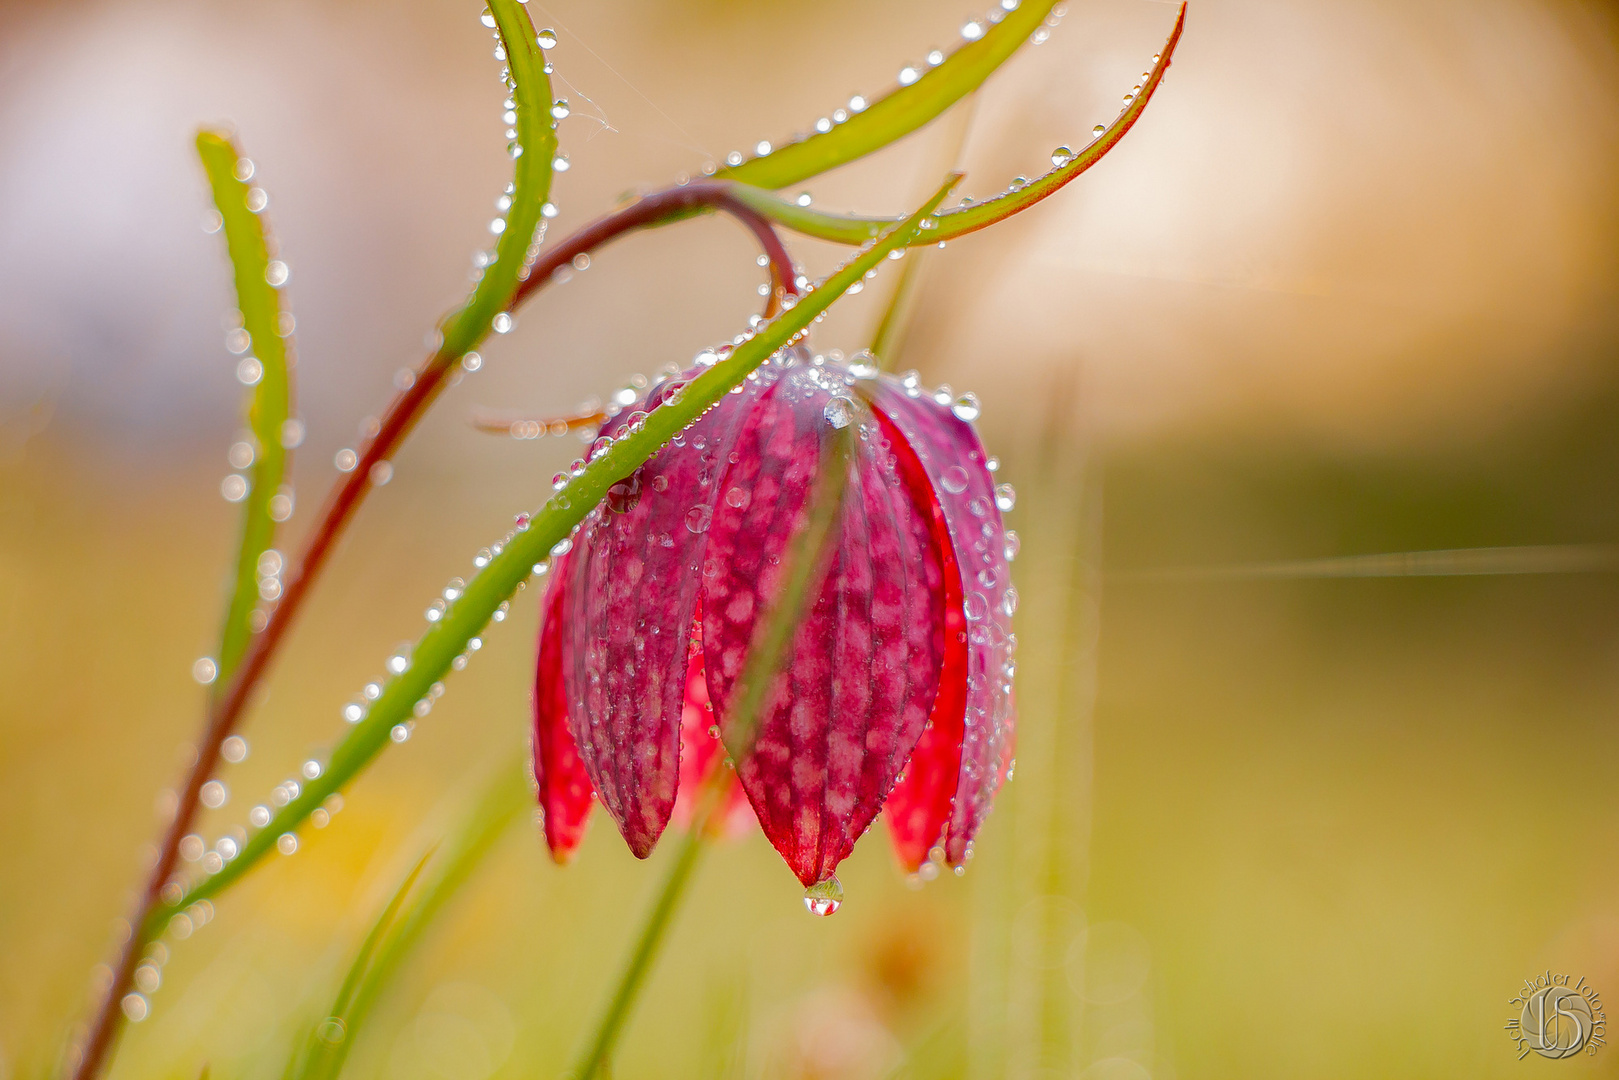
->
[70,181,796,1080]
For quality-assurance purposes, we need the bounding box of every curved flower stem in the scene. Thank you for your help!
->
[72,169,799,1080]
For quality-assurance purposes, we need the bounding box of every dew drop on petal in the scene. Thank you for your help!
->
[951,393,981,422]
[941,466,970,494]
[1003,530,1022,561]
[803,874,844,916]
[685,505,712,534]
[823,396,855,429]
[995,483,1017,511]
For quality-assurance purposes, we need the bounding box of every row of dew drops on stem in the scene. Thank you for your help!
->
[199,155,304,526]
[700,0,1073,178]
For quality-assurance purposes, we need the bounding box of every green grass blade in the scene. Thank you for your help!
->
[194,131,295,682]
[727,4,1186,245]
[436,0,557,365]
[285,850,434,1080]
[288,761,528,1080]
[717,1,1057,189]
[148,177,960,930]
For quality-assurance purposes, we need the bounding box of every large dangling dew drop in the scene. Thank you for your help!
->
[803,875,844,916]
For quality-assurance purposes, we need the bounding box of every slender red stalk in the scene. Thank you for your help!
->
[69,182,796,1080]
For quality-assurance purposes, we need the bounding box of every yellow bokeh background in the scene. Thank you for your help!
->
[1,1,1616,1078]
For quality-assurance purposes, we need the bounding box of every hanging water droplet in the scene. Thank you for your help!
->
[552,153,570,171]
[1051,145,1075,167]
[824,396,856,429]
[507,141,523,159]
[551,98,571,119]
[536,27,558,48]
[480,7,496,27]
[995,483,1017,511]
[961,20,984,39]
[1092,124,1106,138]
[848,94,867,112]
[952,393,982,422]
[803,875,844,916]
[898,65,920,85]
[1003,530,1021,561]
[928,49,946,65]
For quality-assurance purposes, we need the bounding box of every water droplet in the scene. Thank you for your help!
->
[1003,530,1021,561]
[848,94,867,112]
[551,98,571,119]
[824,396,855,429]
[685,505,712,533]
[245,187,267,213]
[480,8,496,27]
[536,27,558,48]
[1052,145,1075,167]
[492,312,513,334]
[221,735,249,762]
[1002,586,1020,615]
[277,833,298,855]
[264,261,289,287]
[369,461,394,486]
[928,49,946,65]
[803,875,844,916]
[192,657,218,684]
[952,393,982,422]
[1092,124,1106,138]
[121,993,149,1022]
[607,475,641,514]
[552,152,570,172]
[507,141,523,159]
[236,357,263,385]
[961,20,984,39]
[200,780,228,809]
[941,466,970,494]
[898,65,920,85]
[542,202,559,219]
[316,1017,348,1045]
[249,805,271,828]
[964,592,990,621]
[995,483,1017,511]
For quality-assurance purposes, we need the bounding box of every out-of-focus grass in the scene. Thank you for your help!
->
[2,369,1618,1079]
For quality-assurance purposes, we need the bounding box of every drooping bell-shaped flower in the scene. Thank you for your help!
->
[532,349,1017,891]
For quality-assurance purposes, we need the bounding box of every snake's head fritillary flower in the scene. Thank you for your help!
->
[531,349,1017,901]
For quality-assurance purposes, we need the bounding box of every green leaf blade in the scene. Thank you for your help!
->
[436,0,558,365]
[725,4,1187,246]
[718,2,1057,189]
[194,131,295,683]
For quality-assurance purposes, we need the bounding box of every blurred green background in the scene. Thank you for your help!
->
[1,0,1617,1078]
